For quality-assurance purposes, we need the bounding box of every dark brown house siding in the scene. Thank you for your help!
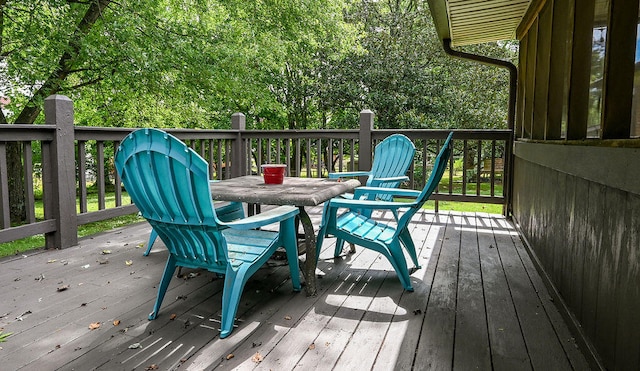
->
[512,0,640,369]
[512,142,640,369]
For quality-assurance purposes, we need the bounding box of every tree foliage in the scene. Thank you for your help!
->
[1,0,516,130]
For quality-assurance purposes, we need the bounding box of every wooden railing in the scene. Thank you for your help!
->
[0,95,512,249]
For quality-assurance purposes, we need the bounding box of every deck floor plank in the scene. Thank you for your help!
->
[413,212,460,370]
[476,213,531,370]
[0,209,591,370]
[453,213,492,370]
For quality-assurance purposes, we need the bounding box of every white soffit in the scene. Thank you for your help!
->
[446,0,532,46]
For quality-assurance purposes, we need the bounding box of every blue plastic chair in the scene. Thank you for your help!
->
[115,128,301,338]
[329,134,416,204]
[317,132,453,291]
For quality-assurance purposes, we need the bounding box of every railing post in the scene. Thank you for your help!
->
[44,95,78,248]
[231,113,247,178]
[358,110,374,179]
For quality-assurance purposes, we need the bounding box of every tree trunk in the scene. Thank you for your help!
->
[7,143,25,224]
[6,0,111,223]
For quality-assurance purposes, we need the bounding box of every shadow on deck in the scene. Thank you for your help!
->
[0,208,590,370]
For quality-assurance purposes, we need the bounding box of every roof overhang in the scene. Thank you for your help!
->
[427,0,534,46]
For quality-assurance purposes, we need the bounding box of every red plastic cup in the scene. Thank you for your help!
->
[261,164,287,184]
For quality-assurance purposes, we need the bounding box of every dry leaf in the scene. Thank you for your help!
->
[308,343,316,350]
[113,320,120,326]
[145,364,158,370]
[128,342,142,349]
[226,353,235,360]
[284,315,292,320]
[89,322,101,330]
[251,352,263,363]
[169,313,177,320]
[125,260,133,266]
[47,259,57,263]
[136,243,145,248]
[57,285,69,292]
[101,250,112,255]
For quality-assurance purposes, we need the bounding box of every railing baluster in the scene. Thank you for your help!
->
[114,141,122,207]
[77,141,88,213]
[462,139,468,196]
[23,142,35,223]
[96,141,106,210]
[476,140,482,196]
[0,143,9,229]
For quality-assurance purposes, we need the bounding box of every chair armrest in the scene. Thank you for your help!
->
[370,175,409,183]
[328,171,370,179]
[223,205,299,230]
[328,197,414,211]
[353,187,421,200]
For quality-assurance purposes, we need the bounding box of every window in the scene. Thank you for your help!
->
[587,0,610,138]
[632,17,640,137]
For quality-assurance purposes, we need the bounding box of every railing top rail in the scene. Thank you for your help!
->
[0,124,56,141]
[240,130,359,139]
[373,129,512,141]
[74,127,240,141]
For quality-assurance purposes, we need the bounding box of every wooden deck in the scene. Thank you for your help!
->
[0,207,591,370]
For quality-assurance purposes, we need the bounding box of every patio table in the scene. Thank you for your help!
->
[210,175,360,296]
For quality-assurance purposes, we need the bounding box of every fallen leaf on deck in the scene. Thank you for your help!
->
[145,364,158,370]
[125,260,133,266]
[169,314,177,320]
[226,353,234,360]
[82,264,90,269]
[35,274,45,281]
[89,322,101,330]
[113,320,120,326]
[308,343,316,350]
[47,259,57,263]
[136,243,144,248]
[0,331,13,343]
[101,250,112,255]
[251,352,263,363]
[128,342,142,349]
[284,315,292,320]
[57,285,70,292]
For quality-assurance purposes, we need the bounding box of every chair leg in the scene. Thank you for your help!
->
[220,267,246,339]
[282,221,302,292]
[386,242,414,291]
[149,255,177,320]
[144,228,158,256]
[398,229,420,268]
[334,238,346,257]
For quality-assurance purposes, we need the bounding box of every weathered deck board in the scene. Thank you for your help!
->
[0,208,591,370]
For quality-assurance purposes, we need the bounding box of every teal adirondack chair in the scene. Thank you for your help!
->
[317,132,453,291]
[329,133,416,204]
[115,128,301,338]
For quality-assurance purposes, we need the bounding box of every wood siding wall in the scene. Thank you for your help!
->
[512,142,640,370]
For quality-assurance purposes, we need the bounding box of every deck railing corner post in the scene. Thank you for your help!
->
[358,110,374,180]
[231,112,247,177]
[44,94,78,249]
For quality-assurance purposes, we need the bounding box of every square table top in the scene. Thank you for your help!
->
[209,175,360,207]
